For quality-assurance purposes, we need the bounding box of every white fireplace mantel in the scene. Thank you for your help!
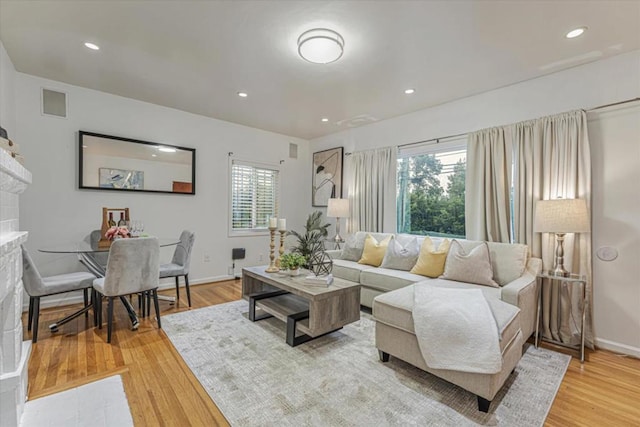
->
[0,148,32,427]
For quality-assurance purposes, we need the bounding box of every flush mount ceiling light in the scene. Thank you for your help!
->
[566,27,587,39]
[84,42,100,50]
[158,147,176,153]
[404,88,415,94]
[298,28,344,64]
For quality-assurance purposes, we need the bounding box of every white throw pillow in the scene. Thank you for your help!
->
[441,240,499,288]
[380,235,419,271]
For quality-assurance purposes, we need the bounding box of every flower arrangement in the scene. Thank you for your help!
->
[105,226,130,240]
[279,253,306,271]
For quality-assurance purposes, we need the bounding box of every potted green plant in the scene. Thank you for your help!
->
[288,211,330,266]
[279,253,307,276]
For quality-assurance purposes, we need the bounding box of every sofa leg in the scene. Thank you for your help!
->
[378,350,390,362]
[477,396,491,413]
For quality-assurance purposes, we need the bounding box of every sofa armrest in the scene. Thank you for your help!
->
[500,257,542,340]
[325,249,343,260]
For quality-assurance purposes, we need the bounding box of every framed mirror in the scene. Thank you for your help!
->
[79,131,196,195]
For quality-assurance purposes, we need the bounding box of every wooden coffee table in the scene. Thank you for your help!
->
[242,266,361,346]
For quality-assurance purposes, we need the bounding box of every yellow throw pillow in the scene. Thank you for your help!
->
[358,234,393,267]
[410,237,451,278]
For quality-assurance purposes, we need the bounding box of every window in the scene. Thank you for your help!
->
[230,160,279,234]
[397,138,466,238]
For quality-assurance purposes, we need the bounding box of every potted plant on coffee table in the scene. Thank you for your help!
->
[279,253,306,276]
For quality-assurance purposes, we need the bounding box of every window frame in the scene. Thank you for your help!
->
[397,137,467,238]
[228,158,280,237]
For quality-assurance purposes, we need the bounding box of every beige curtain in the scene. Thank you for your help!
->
[348,147,394,232]
[466,127,513,242]
[513,110,593,347]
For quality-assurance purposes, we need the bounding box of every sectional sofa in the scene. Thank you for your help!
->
[325,232,541,340]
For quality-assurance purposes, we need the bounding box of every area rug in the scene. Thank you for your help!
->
[20,375,133,426]
[163,301,570,426]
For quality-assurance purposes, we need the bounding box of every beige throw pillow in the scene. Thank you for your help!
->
[410,236,450,278]
[441,240,499,288]
[358,234,392,267]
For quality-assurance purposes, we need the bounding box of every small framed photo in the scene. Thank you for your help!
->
[312,147,343,207]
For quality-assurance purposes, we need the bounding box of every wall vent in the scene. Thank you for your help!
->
[289,143,298,159]
[42,88,67,118]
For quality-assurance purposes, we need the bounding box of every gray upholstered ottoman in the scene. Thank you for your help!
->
[373,283,523,412]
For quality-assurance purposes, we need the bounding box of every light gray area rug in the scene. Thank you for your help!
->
[163,301,570,426]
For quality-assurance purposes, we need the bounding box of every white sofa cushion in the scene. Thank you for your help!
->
[331,259,374,282]
[360,267,427,292]
[441,240,499,288]
[451,240,529,287]
[380,234,419,271]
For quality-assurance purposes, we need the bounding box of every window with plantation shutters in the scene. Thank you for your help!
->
[230,160,279,234]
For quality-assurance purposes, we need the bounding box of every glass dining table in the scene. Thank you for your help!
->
[39,237,179,332]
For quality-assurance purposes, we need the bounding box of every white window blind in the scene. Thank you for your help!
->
[231,160,279,233]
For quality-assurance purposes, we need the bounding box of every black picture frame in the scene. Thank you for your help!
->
[78,131,196,195]
[312,147,343,207]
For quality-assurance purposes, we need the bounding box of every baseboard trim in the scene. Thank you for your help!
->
[22,274,239,312]
[595,338,640,358]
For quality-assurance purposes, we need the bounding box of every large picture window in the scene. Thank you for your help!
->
[230,160,279,234]
[397,138,466,238]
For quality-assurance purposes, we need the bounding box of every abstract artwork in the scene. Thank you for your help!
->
[99,168,144,190]
[312,147,343,206]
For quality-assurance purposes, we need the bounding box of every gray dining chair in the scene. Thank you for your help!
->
[93,237,160,343]
[159,230,195,307]
[21,245,97,343]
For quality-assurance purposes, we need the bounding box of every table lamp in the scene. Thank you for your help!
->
[534,198,589,277]
[327,198,349,243]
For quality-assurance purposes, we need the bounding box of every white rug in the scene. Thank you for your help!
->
[163,301,570,426]
[20,375,133,427]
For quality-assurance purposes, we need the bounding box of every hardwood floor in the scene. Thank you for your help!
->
[24,280,640,426]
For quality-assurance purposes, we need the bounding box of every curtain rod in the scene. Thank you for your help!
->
[344,96,640,155]
[587,97,640,112]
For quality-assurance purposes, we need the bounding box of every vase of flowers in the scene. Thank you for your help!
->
[279,253,306,276]
[105,226,130,240]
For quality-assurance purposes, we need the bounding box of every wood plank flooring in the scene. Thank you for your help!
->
[23,280,640,426]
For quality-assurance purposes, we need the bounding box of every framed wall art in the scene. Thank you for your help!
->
[312,147,343,207]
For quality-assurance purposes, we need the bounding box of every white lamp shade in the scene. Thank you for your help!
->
[327,198,349,218]
[534,199,589,233]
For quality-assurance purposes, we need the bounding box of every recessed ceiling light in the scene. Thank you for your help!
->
[84,42,100,50]
[566,27,587,39]
[298,28,344,64]
[158,147,177,153]
[321,118,329,122]
[152,154,157,157]
[82,145,88,148]
[404,88,415,94]
[237,92,248,98]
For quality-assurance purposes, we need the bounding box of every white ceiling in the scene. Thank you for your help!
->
[1,1,639,140]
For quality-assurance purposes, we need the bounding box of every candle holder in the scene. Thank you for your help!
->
[276,229,286,268]
[265,226,279,273]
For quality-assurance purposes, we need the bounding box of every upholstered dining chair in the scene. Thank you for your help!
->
[93,237,160,343]
[159,230,195,307]
[21,245,96,343]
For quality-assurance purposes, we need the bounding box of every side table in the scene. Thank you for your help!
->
[535,271,587,362]
[325,238,345,250]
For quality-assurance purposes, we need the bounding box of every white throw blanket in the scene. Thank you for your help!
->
[412,285,503,374]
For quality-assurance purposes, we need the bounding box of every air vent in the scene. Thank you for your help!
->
[42,88,67,118]
[289,143,298,159]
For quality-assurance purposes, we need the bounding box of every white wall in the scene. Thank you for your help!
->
[310,50,640,356]
[0,41,16,138]
[16,73,311,292]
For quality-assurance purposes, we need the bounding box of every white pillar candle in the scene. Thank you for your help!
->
[269,217,278,228]
[278,218,286,231]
